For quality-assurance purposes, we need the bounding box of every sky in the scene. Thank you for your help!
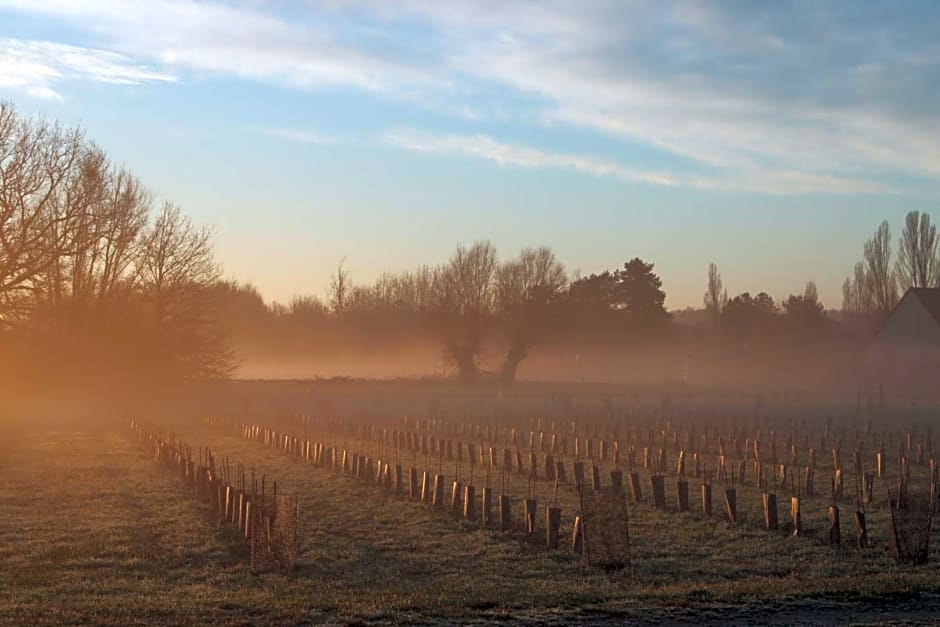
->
[0,1,938,310]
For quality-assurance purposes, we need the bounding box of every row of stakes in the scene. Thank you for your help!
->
[209,416,934,557]
[132,419,295,571]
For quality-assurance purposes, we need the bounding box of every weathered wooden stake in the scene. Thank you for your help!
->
[546,506,561,549]
[571,515,584,554]
[482,487,493,526]
[791,496,802,536]
[828,505,840,546]
[432,474,445,508]
[725,488,737,524]
[763,492,778,530]
[629,472,642,503]
[610,469,623,494]
[409,467,419,500]
[676,480,689,512]
[499,494,511,531]
[650,475,666,508]
[463,484,476,520]
[525,498,537,534]
[701,482,712,516]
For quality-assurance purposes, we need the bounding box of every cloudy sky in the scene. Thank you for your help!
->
[1,1,937,308]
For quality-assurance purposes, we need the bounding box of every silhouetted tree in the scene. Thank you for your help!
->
[328,257,350,315]
[138,203,233,378]
[612,257,668,319]
[863,220,898,316]
[495,246,567,383]
[842,261,874,315]
[431,241,498,382]
[783,281,825,330]
[721,291,777,332]
[703,262,727,319]
[566,271,617,311]
[896,210,938,291]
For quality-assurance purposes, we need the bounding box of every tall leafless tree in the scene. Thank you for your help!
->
[0,101,83,325]
[138,203,232,377]
[328,257,350,315]
[703,262,727,318]
[896,210,938,291]
[863,220,898,316]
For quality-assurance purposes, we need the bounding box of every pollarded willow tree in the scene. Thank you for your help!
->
[430,240,499,382]
[495,246,567,383]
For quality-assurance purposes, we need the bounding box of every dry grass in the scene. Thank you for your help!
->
[2,409,940,625]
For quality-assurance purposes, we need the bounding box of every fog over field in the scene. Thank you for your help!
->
[2,1,940,625]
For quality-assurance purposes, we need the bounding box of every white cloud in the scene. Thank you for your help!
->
[384,128,891,195]
[0,38,175,99]
[0,0,935,194]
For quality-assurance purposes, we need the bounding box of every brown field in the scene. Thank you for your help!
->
[2,381,940,625]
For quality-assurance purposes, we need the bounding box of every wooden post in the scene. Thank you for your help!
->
[432,474,445,508]
[499,494,511,531]
[571,515,583,554]
[854,510,868,548]
[651,475,666,509]
[629,472,642,503]
[463,484,476,520]
[791,496,801,536]
[591,464,602,492]
[725,488,737,524]
[525,498,537,535]
[481,487,493,526]
[544,454,556,481]
[573,461,585,488]
[610,469,623,494]
[546,506,561,549]
[451,481,463,510]
[863,472,874,505]
[394,465,403,494]
[701,482,712,516]
[409,467,419,500]
[676,480,689,512]
[555,461,567,483]
[763,493,778,530]
[421,470,432,503]
[828,505,840,546]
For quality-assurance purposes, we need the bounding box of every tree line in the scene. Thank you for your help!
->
[3,102,927,387]
[0,101,230,388]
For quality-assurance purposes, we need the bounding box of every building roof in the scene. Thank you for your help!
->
[908,288,940,326]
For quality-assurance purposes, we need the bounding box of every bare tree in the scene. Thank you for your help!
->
[429,241,499,382]
[896,210,938,291]
[863,220,899,316]
[137,203,232,377]
[803,280,819,305]
[328,257,350,315]
[0,101,83,325]
[703,262,727,318]
[495,246,567,383]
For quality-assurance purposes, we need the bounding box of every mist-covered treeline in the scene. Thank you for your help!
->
[3,101,927,390]
[0,101,231,390]
[216,244,869,386]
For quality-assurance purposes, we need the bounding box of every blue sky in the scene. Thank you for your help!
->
[1,1,938,309]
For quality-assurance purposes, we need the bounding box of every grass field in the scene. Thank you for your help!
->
[3,389,940,627]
